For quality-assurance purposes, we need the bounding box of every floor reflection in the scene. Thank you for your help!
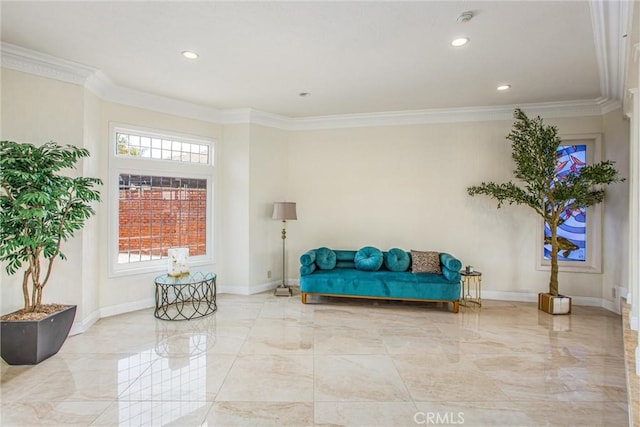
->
[115,315,217,424]
[0,294,629,427]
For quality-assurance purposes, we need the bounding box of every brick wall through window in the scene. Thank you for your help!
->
[118,174,207,263]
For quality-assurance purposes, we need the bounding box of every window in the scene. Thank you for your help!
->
[118,175,207,263]
[116,131,210,164]
[110,125,215,275]
[537,134,602,274]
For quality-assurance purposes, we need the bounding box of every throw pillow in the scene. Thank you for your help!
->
[335,261,356,269]
[354,246,383,271]
[300,250,316,266]
[300,264,316,276]
[440,252,462,272]
[410,250,441,274]
[335,250,357,261]
[315,247,337,270]
[384,248,410,272]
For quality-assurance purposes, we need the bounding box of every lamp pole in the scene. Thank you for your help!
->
[281,220,287,287]
[272,202,297,296]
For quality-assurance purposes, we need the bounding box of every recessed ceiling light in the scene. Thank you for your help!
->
[451,37,469,47]
[181,51,199,60]
[298,92,311,97]
[497,84,512,91]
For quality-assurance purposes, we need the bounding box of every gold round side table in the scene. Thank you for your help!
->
[460,271,482,307]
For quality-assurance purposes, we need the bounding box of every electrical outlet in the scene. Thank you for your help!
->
[267,270,272,279]
[612,287,616,299]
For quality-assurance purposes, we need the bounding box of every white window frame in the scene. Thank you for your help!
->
[108,123,216,277]
[536,133,602,274]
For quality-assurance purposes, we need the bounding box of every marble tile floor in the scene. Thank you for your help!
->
[621,300,639,427]
[0,293,630,427]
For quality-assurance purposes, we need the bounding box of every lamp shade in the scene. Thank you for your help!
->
[272,202,297,220]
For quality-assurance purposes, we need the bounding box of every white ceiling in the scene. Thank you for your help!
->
[0,1,628,119]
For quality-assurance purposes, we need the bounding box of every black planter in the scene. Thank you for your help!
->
[1,305,76,365]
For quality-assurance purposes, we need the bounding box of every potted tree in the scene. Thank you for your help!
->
[0,141,101,364]
[467,109,623,314]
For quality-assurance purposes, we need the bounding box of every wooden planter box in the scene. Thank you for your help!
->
[538,292,572,315]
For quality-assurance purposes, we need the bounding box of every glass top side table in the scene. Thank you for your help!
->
[154,271,217,320]
[460,270,482,307]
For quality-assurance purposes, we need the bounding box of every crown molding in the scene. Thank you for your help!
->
[590,0,610,98]
[1,42,624,131]
[284,98,618,130]
[598,97,624,115]
[1,42,232,124]
[1,42,97,85]
[589,0,632,101]
[84,70,229,124]
[217,108,293,130]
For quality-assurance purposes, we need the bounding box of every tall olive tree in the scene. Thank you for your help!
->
[467,109,622,296]
[0,141,102,313]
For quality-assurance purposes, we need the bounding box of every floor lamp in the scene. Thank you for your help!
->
[272,202,297,296]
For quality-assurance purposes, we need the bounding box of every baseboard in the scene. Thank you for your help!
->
[217,283,277,295]
[619,287,629,300]
[248,280,282,295]
[482,291,615,312]
[217,284,271,295]
[69,288,626,336]
[217,284,251,295]
[601,298,621,314]
[482,290,538,302]
[571,296,605,307]
[69,309,100,336]
[99,298,155,319]
[218,280,299,296]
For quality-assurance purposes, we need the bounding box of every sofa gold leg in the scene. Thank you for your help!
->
[452,300,459,313]
[301,292,307,304]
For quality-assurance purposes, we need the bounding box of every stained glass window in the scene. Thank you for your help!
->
[543,144,587,262]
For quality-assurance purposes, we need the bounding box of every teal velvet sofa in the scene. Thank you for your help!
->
[299,247,462,313]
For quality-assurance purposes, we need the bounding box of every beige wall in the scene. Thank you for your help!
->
[98,102,222,310]
[81,88,103,323]
[602,109,631,305]
[1,69,88,316]
[286,115,622,299]
[248,124,289,290]
[219,123,251,293]
[0,66,632,326]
